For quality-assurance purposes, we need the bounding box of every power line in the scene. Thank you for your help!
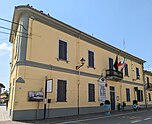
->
[0,26,29,36]
[0,17,27,31]
[0,31,30,39]
[0,26,41,38]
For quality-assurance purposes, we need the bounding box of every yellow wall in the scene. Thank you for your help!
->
[9,17,146,112]
[145,73,152,105]
[27,19,144,82]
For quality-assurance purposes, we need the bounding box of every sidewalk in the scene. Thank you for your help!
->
[23,108,150,124]
[0,105,10,122]
[0,106,150,124]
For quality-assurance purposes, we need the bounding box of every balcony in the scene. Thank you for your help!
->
[145,83,152,91]
[106,69,123,81]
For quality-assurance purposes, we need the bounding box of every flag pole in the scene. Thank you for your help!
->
[123,39,126,52]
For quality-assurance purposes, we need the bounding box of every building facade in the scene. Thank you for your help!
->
[144,70,152,107]
[8,5,149,120]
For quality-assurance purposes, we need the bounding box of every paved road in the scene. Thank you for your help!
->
[1,106,152,124]
[54,110,152,124]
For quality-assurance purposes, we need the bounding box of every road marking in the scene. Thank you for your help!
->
[131,120,142,123]
[144,117,151,121]
[56,110,148,124]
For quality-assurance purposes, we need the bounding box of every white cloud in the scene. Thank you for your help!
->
[0,42,12,56]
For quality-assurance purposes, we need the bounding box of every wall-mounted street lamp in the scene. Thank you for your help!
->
[76,57,85,70]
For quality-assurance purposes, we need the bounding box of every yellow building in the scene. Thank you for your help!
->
[144,70,152,107]
[8,5,148,120]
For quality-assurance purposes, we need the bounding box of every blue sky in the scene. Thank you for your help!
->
[0,0,152,90]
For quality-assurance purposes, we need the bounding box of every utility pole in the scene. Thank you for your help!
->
[44,76,47,119]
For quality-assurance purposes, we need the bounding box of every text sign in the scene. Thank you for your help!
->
[47,79,53,93]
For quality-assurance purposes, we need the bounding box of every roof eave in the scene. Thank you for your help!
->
[11,5,146,64]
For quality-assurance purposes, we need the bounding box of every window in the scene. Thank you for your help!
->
[59,40,67,60]
[57,80,67,102]
[88,51,94,67]
[126,88,131,102]
[147,77,150,88]
[137,90,143,102]
[136,67,140,79]
[88,83,95,102]
[109,58,113,70]
[149,93,151,101]
[125,64,129,76]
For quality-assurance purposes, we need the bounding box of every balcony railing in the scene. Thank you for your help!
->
[106,69,123,81]
[145,83,152,91]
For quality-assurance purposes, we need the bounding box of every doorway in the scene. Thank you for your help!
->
[110,86,115,110]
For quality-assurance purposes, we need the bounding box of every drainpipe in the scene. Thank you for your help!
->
[78,70,80,115]
[142,64,148,109]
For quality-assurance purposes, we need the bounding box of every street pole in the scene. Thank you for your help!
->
[77,69,80,115]
[44,76,47,119]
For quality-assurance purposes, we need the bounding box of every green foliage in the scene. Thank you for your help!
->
[0,83,5,88]
[0,90,9,104]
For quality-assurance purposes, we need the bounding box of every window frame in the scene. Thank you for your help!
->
[126,88,131,102]
[147,77,150,88]
[57,79,67,102]
[137,90,143,102]
[109,58,113,70]
[149,93,151,101]
[88,83,95,102]
[88,50,95,68]
[124,64,129,76]
[136,67,140,79]
[58,40,68,61]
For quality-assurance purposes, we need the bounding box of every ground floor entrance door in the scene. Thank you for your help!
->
[110,86,115,110]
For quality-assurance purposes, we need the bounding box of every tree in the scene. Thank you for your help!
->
[0,83,5,88]
[1,90,9,103]
[0,82,6,104]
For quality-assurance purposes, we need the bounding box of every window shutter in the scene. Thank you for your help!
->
[59,40,67,60]
[62,80,67,102]
[141,90,143,102]
[109,58,113,70]
[126,88,130,102]
[88,51,91,66]
[88,51,94,67]
[147,77,150,88]
[149,93,151,101]
[125,64,128,76]
[57,80,62,102]
[57,80,67,102]
[88,84,95,102]
[92,84,95,101]
[136,68,140,79]
[63,42,67,60]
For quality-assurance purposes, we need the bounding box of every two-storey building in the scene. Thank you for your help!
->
[144,70,152,107]
[8,5,147,120]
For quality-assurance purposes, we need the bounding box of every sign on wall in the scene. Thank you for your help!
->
[47,79,53,93]
[28,91,44,101]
